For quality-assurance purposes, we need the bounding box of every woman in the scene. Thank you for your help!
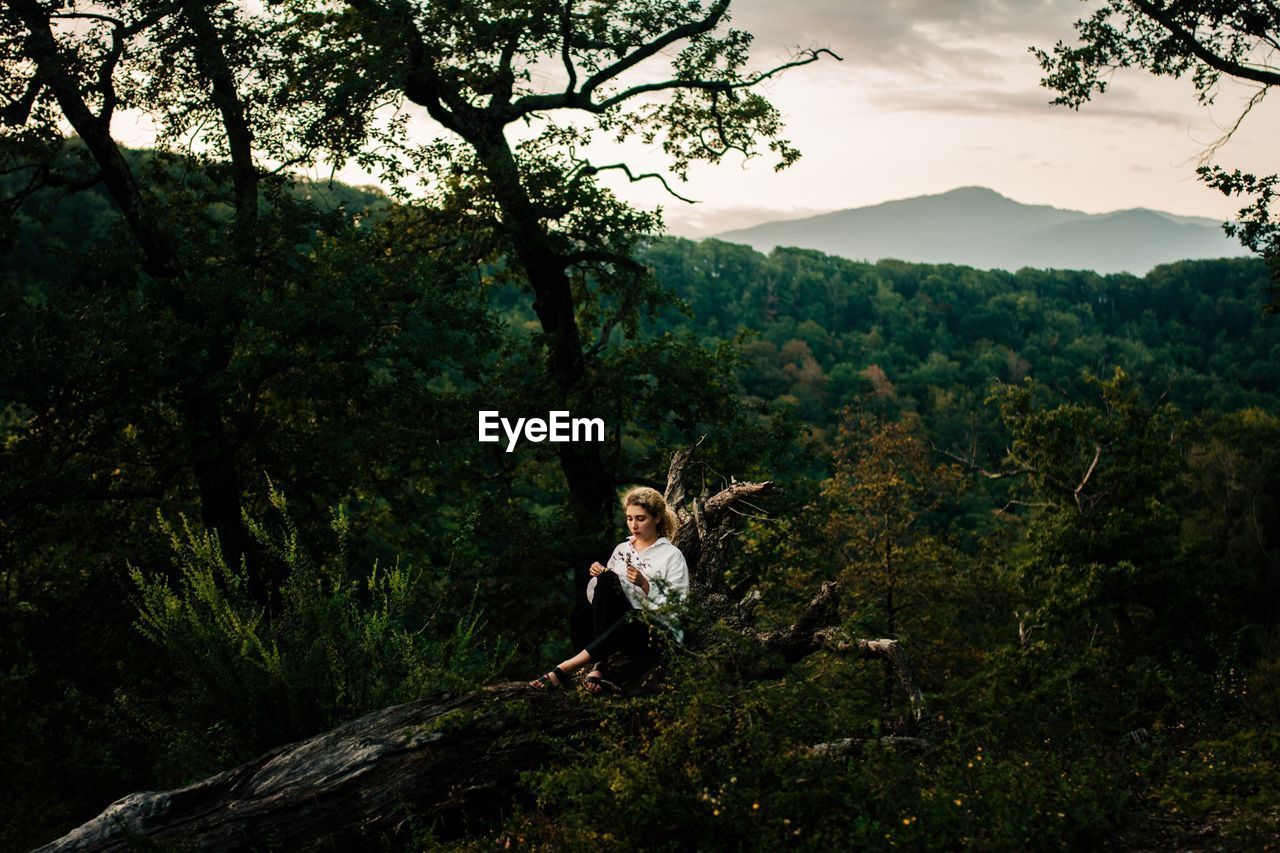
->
[530,487,690,693]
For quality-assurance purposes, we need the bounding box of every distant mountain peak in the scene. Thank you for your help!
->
[938,186,1009,199]
[712,188,1247,275]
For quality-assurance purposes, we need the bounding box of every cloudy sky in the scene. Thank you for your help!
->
[551,0,1280,238]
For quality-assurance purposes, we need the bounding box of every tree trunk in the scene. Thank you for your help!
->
[472,133,615,526]
[470,131,617,645]
[179,383,271,609]
[180,0,259,263]
[11,0,179,279]
[10,0,269,610]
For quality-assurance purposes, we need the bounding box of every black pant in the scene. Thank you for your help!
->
[584,571,656,665]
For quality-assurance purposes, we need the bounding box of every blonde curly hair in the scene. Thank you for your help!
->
[622,486,678,540]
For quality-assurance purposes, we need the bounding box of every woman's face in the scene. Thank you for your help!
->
[625,504,658,541]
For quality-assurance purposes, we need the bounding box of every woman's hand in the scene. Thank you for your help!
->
[626,566,650,594]
[589,561,609,577]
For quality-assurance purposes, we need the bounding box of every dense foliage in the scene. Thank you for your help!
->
[646,238,1279,444]
[124,481,513,784]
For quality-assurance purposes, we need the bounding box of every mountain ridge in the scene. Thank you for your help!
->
[713,187,1249,274]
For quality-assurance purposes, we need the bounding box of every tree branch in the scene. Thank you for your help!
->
[0,164,103,223]
[11,0,182,279]
[1,70,44,127]
[1073,444,1101,513]
[343,0,469,133]
[95,21,125,126]
[703,479,776,516]
[578,0,731,99]
[752,580,841,662]
[568,161,699,204]
[49,11,126,26]
[49,3,182,39]
[559,0,576,94]
[511,44,840,117]
[507,0,731,115]
[814,629,926,723]
[994,498,1054,518]
[803,736,935,759]
[180,0,259,258]
[1132,0,1280,87]
[487,27,520,108]
[1198,85,1268,163]
[928,440,1020,480]
[593,48,842,112]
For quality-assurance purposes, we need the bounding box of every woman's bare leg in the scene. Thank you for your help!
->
[553,649,592,679]
[529,648,592,688]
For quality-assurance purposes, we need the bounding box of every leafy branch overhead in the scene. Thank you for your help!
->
[1034,0,1280,305]
[310,0,837,174]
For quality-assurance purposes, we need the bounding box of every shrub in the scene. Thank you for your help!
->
[120,482,512,783]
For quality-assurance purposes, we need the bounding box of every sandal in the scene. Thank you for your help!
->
[529,665,568,691]
[583,665,615,695]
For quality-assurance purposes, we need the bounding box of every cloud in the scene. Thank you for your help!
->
[866,86,1192,128]
[730,0,1083,78]
[661,204,833,238]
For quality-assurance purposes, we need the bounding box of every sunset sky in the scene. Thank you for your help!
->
[620,0,1280,238]
[108,0,1279,240]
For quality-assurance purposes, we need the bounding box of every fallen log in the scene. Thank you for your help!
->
[38,685,590,852]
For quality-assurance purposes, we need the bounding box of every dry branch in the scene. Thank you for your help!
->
[803,736,935,759]
[815,630,927,723]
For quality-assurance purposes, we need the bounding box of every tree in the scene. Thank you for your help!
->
[1181,407,1280,640]
[1035,1,1280,308]
[0,146,511,842]
[987,368,1189,646]
[277,0,834,514]
[1,0,398,611]
[265,1,841,629]
[823,412,965,709]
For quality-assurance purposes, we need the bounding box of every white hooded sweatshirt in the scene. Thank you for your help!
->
[586,535,690,643]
